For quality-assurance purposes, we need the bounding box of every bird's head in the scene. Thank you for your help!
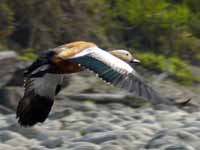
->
[109,49,140,64]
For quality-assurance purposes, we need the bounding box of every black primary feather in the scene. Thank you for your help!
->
[16,90,53,126]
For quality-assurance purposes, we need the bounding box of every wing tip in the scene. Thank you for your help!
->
[16,91,54,127]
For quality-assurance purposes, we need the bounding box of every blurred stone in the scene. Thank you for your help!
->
[161,121,183,129]
[163,144,195,150]
[30,146,49,150]
[0,86,23,110]
[75,131,134,144]
[0,130,39,148]
[41,120,63,130]
[82,122,123,134]
[5,138,39,148]
[0,114,11,127]
[0,144,15,150]
[68,142,100,150]
[145,128,199,149]
[0,105,13,114]
[145,130,176,149]
[0,51,19,88]
[100,145,124,150]
[41,137,63,149]
[0,130,23,142]
[39,130,80,141]
[6,61,31,86]
[101,139,134,150]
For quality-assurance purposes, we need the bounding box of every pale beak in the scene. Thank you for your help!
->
[130,58,140,64]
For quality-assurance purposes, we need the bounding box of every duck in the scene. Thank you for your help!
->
[16,41,168,126]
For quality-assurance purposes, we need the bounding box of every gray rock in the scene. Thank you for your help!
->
[131,114,142,120]
[163,144,195,150]
[48,108,73,120]
[0,130,24,142]
[0,51,18,88]
[160,121,183,129]
[62,121,87,131]
[124,122,160,134]
[0,115,10,127]
[41,120,63,130]
[0,87,23,110]
[183,127,200,134]
[145,129,199,149]
[75,131,134,144]
[35,129,80,142]
[84,111,99,118]
[101,139,134,150]
[109,118,123,124]
[5,61,31,87]
[5,137,39,148]
[129,126,154,137]
[41,137,63,148]
[82,122,123,134]
[145,130,176,148]
[184,121,200,128]
[12,147,27,150]
[0,144,15,150]
[3,131,40,148]
[68,142,100,150]
[108,103,127,110]
[100,145,124,150]
[156,110,188,121]
[175,130,199,141]
[0,105,13,114]
[5,114,17,125]
[30,145,49,150]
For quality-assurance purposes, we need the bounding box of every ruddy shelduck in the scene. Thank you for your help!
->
[17,41,167,126]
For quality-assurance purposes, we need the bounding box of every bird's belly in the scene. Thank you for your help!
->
[51,61,83,74]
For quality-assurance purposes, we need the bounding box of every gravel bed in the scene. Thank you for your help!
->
[0,98,200,150]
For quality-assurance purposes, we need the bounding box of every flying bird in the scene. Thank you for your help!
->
[16,41,169,126]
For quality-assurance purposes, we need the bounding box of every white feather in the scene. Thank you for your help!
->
[72,47,135,75]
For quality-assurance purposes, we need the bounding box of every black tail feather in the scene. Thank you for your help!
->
[16,91,53,126]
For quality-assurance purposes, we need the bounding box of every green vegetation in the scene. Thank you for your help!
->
[138,52,199,85]
[80,130,87,136]
[18,52,37,61]
[0,0,199,85]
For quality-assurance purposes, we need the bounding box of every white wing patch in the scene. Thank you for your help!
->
[69,46,165,103]
[72,47,135,75]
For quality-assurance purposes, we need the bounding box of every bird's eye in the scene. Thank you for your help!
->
[126,53,129,56]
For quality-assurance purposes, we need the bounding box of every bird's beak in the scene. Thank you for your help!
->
[130,58,140,64]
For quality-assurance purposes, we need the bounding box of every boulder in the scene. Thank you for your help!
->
[0,51,19,88]
[0,87,23,110]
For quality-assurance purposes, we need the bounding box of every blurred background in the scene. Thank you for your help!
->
[0,1,200,149]
[1,0,200,85]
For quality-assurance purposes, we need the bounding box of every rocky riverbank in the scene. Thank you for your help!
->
[1,98,200,150]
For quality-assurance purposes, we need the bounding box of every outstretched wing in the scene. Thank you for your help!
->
[16,73,63,126]
[69,47,167,105]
